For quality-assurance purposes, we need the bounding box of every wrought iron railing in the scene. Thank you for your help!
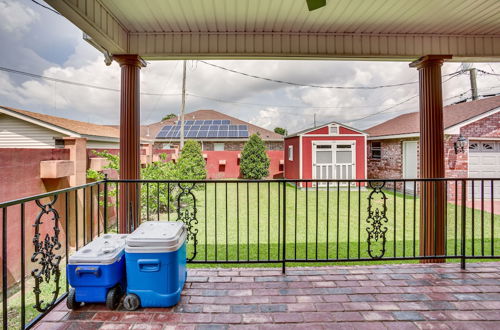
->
[1,178,499,328]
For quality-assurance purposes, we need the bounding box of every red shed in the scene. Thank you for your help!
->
[284,122,367,186]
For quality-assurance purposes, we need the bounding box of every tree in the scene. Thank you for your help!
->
[240,134,270,179]
[161,113,177,121]
[274,127,287,136]
[176,140,207,180]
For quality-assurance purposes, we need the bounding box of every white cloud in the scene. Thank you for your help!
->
[0,1,39,36]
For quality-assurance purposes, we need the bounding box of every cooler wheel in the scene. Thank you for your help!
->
[66,288,80,310]
[106,285,122,310]
[123,294,140,311]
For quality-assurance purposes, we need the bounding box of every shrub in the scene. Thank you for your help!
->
[176,140,207,180]
[240,133,270,179]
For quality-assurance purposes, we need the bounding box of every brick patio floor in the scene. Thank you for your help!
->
[35,262,500,329]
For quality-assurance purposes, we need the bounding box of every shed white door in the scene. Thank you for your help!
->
[468,141,500,199]
[403,141,418,192]
[312,141,356,185]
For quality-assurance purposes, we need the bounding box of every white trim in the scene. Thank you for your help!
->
[82,134,119,143]
[364,135,367,180]
[445,106,500,134]
[299,135,303,180]
[468,137,500,141]
[0,107,80,137]
[288,145,293,161]
[367,133,418,140]
[303,134,365,137]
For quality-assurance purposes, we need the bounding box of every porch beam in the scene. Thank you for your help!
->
[114,55,145,233]
[410,54,452,262]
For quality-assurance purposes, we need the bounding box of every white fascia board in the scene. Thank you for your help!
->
[444,107,500,135]
[0,107,80,137]
[367,133,419,140]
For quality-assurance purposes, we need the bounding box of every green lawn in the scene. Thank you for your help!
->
[144,182,500,264]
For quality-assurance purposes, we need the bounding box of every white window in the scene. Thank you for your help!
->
[214,143,225,151]
[329,125,339,135]
[288,145,293,161]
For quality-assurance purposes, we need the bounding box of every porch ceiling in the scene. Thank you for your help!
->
[45,0,500,61]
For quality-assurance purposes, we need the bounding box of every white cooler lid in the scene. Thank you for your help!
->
[69,234,127,265]
[126,221,186,249]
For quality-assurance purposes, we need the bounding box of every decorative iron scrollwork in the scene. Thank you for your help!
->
[366,181,388,259]
[176,183,198,262]
[31,197,62,312]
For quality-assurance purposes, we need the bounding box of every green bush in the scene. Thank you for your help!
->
[240,133,270,179]
[177,140,207,180]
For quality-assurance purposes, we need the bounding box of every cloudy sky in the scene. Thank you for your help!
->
[1,0,500,134]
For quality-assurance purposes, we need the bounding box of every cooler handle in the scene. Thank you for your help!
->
[138,259,161,272]
[75,266,101,277]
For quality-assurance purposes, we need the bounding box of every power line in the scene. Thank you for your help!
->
[199,60,461,90]
[30,0,61,15]
[0,66,181,96]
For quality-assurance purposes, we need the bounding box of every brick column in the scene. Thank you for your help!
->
[114,55,145,233]
[410,55,452,263]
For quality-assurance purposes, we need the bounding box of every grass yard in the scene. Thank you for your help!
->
[147,182,500,265]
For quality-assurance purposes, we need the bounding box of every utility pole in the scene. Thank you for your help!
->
[313,113,317,127]
[180,60,187,149]
[469,67,478,101]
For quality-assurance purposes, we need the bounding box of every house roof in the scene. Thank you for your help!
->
[366,95,500,138]
[286,120,366,138]
[142,109,283,141]
[0,106,120,139]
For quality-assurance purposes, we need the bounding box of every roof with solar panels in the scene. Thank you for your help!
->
[141,110,283,141]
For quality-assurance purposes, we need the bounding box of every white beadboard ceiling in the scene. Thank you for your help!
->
[46,0,500,60]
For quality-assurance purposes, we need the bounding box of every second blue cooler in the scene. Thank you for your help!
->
[123,221,187,310]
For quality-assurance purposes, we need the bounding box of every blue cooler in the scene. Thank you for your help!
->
[66,234,127,310]
[123,221,187,310]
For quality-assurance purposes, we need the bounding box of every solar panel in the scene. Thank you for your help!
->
[194,120,204,125]
[238,125,247,130]
[157,120,254,139]
[213,120,222,124]
[218,131,228,137]
[197,130,208,138]
[201,125,210,130]
[208,131,218,137]
[228,130,238,137]
[203,120,213,124]
[221,120,230,124]
[191,125,200,130]
[220,125,229,130]
[185,120,194,125]
[238,131,249,137]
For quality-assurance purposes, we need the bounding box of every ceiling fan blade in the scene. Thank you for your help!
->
[306,0,327,11]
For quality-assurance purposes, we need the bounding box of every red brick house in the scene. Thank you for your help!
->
[284,122,367,186]
[366,95,500,196]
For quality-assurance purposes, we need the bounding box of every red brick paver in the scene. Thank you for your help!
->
[36,262,500,329]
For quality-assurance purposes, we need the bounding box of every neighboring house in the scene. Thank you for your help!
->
[284,122,367,186]
[140,109,285,179]
[0,106,121,149]
[141,109,284,152]
[366,95,500,197]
